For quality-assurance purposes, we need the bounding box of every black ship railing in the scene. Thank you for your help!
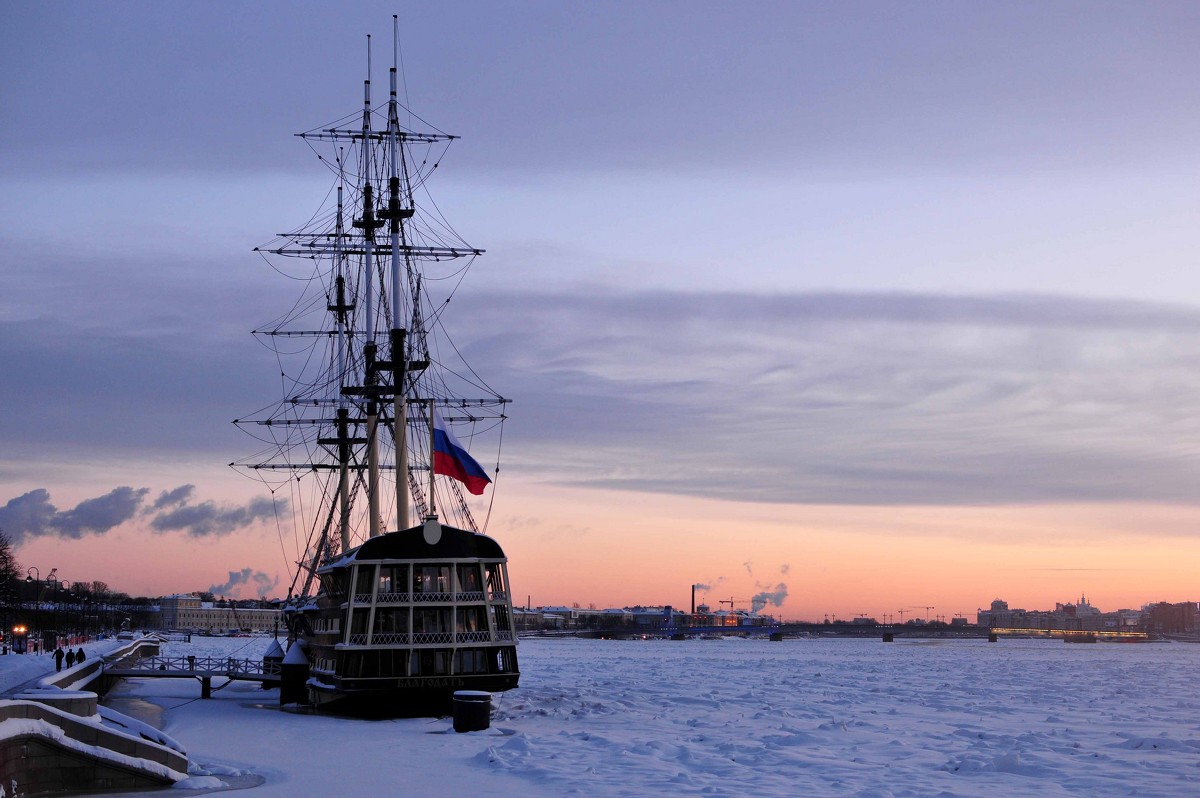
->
[413,592,453,603]
[348,591,490,605]
[342,631,512,646]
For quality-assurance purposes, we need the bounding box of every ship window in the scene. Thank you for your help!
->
[455,648,488,674]
[342,651,366,677]
[489,604,511,632]
[342,649,408,679]
[417,649,449,676]
[349,610,369,636]
[485,563,505,597]
[373,609,408,634]
[379,565,408,595]
[415,566,451,594]
[414,608,450,633]
[456,606,486,633]
[456,565,481,593]
[354,565,376,596]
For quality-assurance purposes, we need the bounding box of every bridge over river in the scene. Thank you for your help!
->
[579,624,1147,642]
[102,653,280,697]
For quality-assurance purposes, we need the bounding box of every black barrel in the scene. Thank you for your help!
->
[453,690,492,732]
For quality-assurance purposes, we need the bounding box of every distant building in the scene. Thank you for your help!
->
[513,602,773,632]
[978,596,1152,632]
[1144,601,1199,634]
[159,594,280,633]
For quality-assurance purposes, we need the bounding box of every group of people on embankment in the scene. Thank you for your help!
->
[53,646,86,671]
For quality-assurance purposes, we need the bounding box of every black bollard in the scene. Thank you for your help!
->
[452,691,491,732]
[279,641,310,706]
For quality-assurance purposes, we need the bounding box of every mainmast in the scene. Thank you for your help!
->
[385,16,413,534]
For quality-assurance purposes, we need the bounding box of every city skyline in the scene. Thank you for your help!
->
[2,2,1199,619]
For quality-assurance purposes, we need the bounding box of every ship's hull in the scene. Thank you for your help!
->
[306,670,519,716]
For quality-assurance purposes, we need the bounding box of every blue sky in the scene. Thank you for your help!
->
[2,2,1199,608]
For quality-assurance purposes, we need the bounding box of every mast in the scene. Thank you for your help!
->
[387,16,411,533]
[334,184,352,553]
[355,39,383,539]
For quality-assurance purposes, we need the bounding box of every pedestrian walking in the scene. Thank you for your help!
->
[65,649,75,668]
[53,646,64,671]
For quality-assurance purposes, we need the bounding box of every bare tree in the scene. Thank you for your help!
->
[0,531,21,637]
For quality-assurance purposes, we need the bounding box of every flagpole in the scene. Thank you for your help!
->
[423,399,441,545]
[427,399,437,520]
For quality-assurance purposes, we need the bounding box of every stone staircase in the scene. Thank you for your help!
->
[0,637,188,795]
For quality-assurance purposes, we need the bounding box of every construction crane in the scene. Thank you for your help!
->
[900,606,935,623]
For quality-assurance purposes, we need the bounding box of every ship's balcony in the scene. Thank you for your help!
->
[341,631,510,647]
[489,591,508,601]
[455,591,486,603]
[413,592,453,603]
[375,591,412,604]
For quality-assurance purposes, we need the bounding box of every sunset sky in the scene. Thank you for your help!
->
[2,2,1199,621]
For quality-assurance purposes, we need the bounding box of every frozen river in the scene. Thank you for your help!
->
[103,634,1199,797]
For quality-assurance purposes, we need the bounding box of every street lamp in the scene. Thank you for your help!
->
[59,581,72,643]
[25,567,39,653]
[46,571,59,647]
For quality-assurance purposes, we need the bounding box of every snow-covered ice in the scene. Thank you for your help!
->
[8,635,1200,796]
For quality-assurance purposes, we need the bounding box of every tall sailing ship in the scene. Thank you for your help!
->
[234,23,519,715]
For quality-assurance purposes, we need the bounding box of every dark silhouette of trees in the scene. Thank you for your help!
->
[0,531,21,639]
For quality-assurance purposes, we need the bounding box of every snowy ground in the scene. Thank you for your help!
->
[6,634,1200,796]
[0,638,123,695]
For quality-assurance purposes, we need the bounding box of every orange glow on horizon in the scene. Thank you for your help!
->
[10,472,1200,620]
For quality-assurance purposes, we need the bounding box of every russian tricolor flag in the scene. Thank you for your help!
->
[432,408,492,495]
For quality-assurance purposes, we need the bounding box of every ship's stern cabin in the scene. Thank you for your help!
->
[303,523,519,708]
